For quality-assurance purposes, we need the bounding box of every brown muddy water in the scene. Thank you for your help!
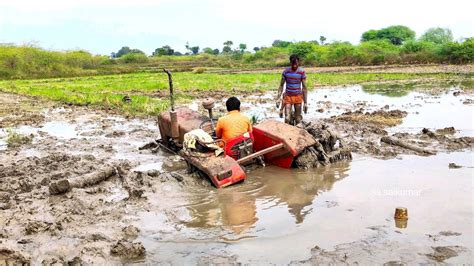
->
[140,152,473,264]
[0,84,473,264]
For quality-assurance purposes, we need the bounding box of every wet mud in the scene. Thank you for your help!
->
[1,80,473,264]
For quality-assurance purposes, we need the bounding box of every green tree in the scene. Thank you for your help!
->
[379,26,415,45]
[420,27,453,44]
[223,41,233,53]
[203,47,214,54]
[114,46,145,57]
[361,30,378,42]
[361,26,415,45]
[115,46,131,57]
[253,47,260,52]
[153,45,174,56]
[203,47,220,55]
[130,49,145,54]
[190,46,199,55]
[239,43,247,52]
[185,42,200,55]
[222,46,231,53]
[272,40,291,48]
[319,36,327,45]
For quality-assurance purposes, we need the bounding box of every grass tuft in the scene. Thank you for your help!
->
[6,129,33,148]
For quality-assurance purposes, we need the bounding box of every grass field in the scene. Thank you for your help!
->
[0,71,469,116]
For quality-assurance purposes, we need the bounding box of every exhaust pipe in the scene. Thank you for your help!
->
[164,69,179,140]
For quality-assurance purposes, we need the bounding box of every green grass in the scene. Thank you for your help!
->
[6,129,33,148]
[0,72,468,116]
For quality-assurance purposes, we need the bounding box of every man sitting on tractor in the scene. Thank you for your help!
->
[216,97,252,144]
[276,54,308,125]
[215,97,253,159]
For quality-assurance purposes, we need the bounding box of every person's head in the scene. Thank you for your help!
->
[226,97,241,112]
[289,54,300,70]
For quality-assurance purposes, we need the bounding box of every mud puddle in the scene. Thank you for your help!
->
[236,84,473,136]
[135,151,472,264]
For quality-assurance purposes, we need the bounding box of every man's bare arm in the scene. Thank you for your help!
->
[277,77,285,99]
[302,79,308,113]
[276,77,285,107]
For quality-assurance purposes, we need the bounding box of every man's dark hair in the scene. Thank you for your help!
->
[226,97,240,112]
[289,54,300,63]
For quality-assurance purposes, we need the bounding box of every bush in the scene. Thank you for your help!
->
[326,42,357,65]
[64,50,101,69]
[119,53,149,64]
[438,38,474,63]
[193,67,206,74]
[0,45,107,79]
[289,42,316,61]
[401,40,437,63]
[355,40,400,65]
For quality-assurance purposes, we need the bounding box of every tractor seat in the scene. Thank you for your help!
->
[224,132,254,160]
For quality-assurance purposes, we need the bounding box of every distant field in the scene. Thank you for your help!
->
[0,71,470,116]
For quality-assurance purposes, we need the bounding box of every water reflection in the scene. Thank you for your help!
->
[184,187,258,235]
[183,160,351,235]
[362,83,415,97]
[361,81,462,97]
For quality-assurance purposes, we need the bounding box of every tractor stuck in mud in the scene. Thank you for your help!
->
[154,69,352,188]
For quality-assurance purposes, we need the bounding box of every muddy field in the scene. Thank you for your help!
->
[1,79,473,264]
[215,63,474,74]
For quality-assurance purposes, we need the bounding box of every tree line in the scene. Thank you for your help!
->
[111,40,252,58]
[0,25,472,79]
[111,25,464,57]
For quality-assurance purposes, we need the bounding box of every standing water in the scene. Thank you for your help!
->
[136,84,473,264]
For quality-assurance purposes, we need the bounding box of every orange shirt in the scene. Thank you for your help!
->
[215,110,252,144]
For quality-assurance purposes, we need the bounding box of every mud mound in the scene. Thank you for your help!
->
[122,225,140,239]
[396,128,473,152]
[435,127,456,135]
[334,109,407,127]
[325,115,473,159]
[0,153,105,195]
[0,248,31,265]
[295,121,352,169]
[426,246,468,262]
[111,239,146,259]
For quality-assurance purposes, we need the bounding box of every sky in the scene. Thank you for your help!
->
[0,0,472,55]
